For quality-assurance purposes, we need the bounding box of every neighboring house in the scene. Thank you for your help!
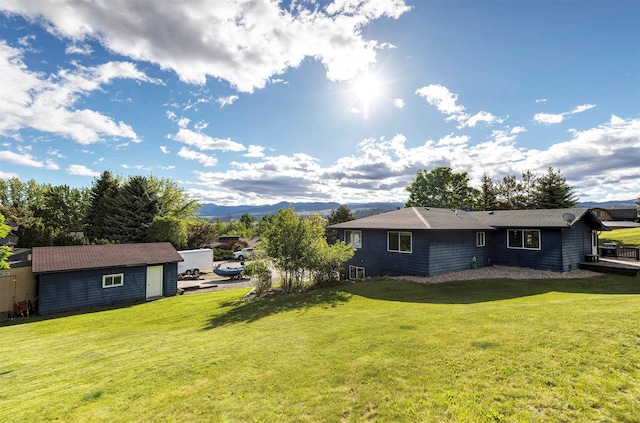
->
[590,207,640,229]
[329,207,607,279]
[32,242,183,315]
[0,248,36,318]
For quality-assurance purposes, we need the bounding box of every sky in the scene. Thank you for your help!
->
[0,0,638,207]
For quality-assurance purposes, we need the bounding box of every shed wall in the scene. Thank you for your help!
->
[0,267,36,316]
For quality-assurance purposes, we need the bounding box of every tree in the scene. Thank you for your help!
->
[239,212,256,230]
[405,166,478,209]
[34,184,89,242]
[326,204,356,244]
[104,176,160,243]
[496,175,522,210]
[0,213,11,269]
[186,220,218,249]
[478,173,498,211]
[535,167,578,209]
[149,176,201,220]
[85,171,121,240]
[146,216,188,250]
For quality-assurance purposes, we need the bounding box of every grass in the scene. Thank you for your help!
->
[600,227,640,247]
[1,275,640,422]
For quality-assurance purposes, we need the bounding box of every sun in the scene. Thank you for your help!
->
[349,71,385,118]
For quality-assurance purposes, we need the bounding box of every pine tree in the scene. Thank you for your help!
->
[535,167,578,209]
[84,171,121,240]
[104,176,159,243]
[326,204,356,244]
[478,173,498,211]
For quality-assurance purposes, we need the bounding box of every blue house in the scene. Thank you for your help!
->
[31,242,183,315]
[328,207,607,279]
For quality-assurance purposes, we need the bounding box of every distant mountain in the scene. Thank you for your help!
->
[578,199,638,208]
[199,201,404,220]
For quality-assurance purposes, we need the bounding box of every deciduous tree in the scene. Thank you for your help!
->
[405,166,478,209]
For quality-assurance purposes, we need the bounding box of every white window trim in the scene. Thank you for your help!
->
[507,229,541,250]
[345,230,362,249]
[387,231,412,253]
[102,273,124,288]
[476,231,486,247]
[349,266,365,280]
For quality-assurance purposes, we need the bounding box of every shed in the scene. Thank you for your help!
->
[32,242,183,315]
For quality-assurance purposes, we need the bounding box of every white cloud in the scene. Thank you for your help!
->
[244,145,265,158]
[2,0,411,92]
[160,146,169,154]
[65,42,92,55]
[0,150,44,167]
[459,111,504,128]
[0,170,19,179]
[216,95,239,108]
[169,128,245,152]
[178,147,218,167]
[534,103,597,125]
[67,164,99,176]
[393,98,405,108]
[415,84,465,115]
[0,41,160,144]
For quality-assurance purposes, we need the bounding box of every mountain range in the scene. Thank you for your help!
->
[199,199,638,220]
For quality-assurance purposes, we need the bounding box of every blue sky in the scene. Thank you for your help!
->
[1,0,638,206]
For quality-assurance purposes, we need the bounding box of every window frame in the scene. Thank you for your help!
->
[345,230,362,249]
[507,229,541,250]
[349,265,365,280]
[102,273,124,288]
[476,231,486,247]
[387,231,412,253]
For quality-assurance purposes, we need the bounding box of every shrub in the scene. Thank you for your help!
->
[245,260,272,297]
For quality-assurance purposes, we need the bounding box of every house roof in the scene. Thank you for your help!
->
[32,242,184,274]
[591,207,638,221]
[328,207,608,231]
[328,207,495,231]
[469,208,607,229]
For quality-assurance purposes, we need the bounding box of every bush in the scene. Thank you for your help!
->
[244,260,272,297]
[213,248,233,261]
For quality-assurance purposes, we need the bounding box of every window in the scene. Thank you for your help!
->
[345,230,362,248]
[507,230,540,250]
[476,232,486,247]
[102,273,124,288]
[388,231,412,253]
[349,266,365,279]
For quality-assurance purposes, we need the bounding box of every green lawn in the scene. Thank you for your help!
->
[1,275,640,422]
[600,227,640,247]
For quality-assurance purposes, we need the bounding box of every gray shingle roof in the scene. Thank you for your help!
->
[32,242,183,274]
[328,207,495,231]
[328,207,607,231]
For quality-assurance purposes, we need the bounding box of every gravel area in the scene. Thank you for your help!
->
[390,265,601,284]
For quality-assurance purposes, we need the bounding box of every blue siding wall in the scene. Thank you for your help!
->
[428,231,490,276]
[488,229,563,272]
[561,220,593,272]
[343,229,429,277]
[38,263,179,315]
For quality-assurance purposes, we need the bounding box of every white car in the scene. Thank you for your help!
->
[232,248,254,261]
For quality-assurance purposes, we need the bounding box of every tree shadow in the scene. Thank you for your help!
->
[202,288,353,330]
[340,275,640,305]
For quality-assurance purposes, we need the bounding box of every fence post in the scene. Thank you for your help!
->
[636,247,640,261]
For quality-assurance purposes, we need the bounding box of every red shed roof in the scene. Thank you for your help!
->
[32,242,183,274]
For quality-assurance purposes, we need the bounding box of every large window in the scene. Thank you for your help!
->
[349,266,365,280]
[388,231,412,253]
[476,232,486,247]
[345,230,362,248]
[102,273,124,288]
[507,230,540,250]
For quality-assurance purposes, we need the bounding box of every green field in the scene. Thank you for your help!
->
[600,227,640,247]
[1,275,640,422]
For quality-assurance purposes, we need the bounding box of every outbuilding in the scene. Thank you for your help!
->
[32,242,183,315]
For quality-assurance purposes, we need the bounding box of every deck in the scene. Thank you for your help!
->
[580,258,640,277]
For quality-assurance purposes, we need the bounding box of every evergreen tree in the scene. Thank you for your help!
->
[326,204,356,244]
[104,176,159,243]
[478,173,498,211]
[85,171,121,240]
[535,167,578,209]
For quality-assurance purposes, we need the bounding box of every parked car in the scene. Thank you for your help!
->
[232,248,254,261]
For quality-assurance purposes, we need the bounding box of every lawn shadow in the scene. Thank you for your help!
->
[341,275,640,305]
[202,288,352,329]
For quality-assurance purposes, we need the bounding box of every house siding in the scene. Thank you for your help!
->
[561,220,593,272]
[38,263,178,315]
[428,231,490,276]
[488,229,563,272]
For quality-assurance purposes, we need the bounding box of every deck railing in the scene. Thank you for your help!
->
[601,246,640,261]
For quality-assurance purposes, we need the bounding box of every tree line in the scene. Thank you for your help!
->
[405,166,579,210]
